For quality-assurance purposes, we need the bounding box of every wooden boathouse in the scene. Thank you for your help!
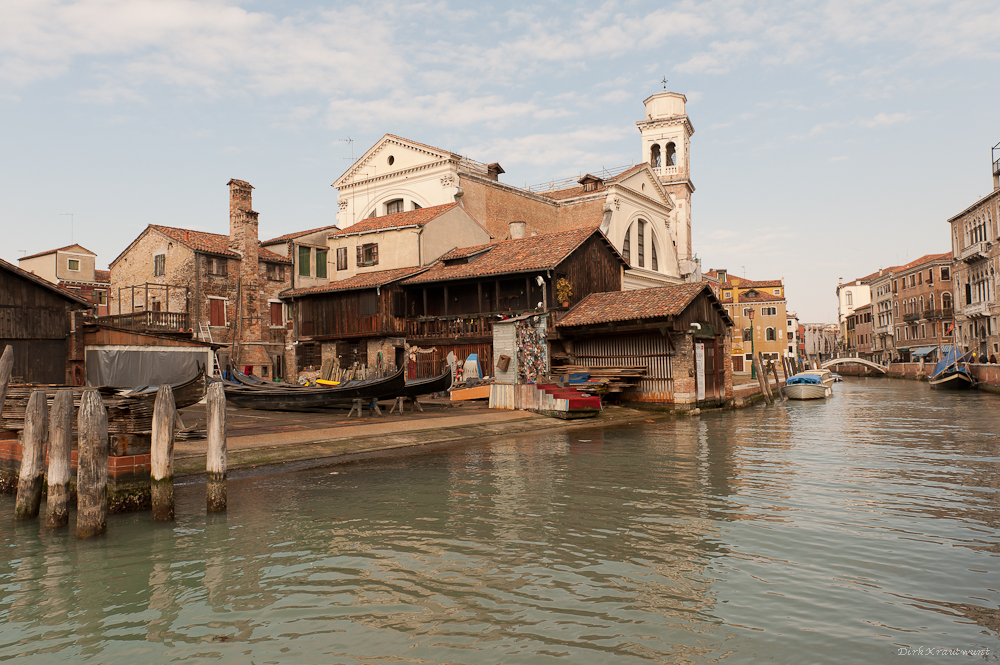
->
[553,283,734,406]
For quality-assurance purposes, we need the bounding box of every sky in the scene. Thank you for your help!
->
[2,0,999,322]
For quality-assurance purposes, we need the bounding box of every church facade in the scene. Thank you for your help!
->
[331,90,699,291]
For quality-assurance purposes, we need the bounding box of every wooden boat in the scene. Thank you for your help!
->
[929,348,975,390]
[231,368,303,389]
[222,366,406,411]
[397,366,453,399]
[784,373,832,400]
[119,367,208,409]
[800,369,835,387]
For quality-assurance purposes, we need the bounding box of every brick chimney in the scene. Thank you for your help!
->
[227,179,262,366]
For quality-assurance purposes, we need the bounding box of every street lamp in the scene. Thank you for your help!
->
[748,308,756,379]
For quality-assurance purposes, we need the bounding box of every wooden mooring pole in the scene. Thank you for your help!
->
[45,389,73,528]
[753,355,773,405]
[151,385,176,522]
[77,390,109,539]
[0,345,13,418]
[15,391,48,520]
[205,382,227,513]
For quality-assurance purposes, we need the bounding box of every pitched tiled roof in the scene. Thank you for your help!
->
[263,225,341,245]
[537,183,606,201]
[20,244,97,261]
[330,203,460,236]
[94,269,111,283]
[557,283,729,327]
[720,278,783,289]
[148,225,292,264]
[281,266,428,297]
[402,227,618,285]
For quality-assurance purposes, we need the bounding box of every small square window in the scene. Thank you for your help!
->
[68,259,80,271]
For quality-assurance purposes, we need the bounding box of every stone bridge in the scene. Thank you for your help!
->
[820,357,888,374]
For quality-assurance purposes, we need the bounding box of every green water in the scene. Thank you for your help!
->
[1,379,998,663]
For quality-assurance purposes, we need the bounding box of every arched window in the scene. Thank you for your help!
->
[623,225,632,264]
[929,293,935,311]
[765,327,776,341]
[743,328,752,341]
[637,220,646,268]
[942,292,952,310]
[845,290,853,306]
[385,199,404,215]
[919,296,924,313]
[664,142,677,166]
[650,144,661,168]
[651,242,658,271]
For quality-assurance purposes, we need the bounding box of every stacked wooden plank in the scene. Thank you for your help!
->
[550,365,647,394]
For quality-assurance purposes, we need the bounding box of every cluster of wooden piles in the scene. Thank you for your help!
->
[549,365,647,397]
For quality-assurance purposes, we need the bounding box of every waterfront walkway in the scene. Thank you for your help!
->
[173,400,660,478]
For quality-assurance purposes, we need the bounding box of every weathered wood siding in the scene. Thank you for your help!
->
[1,267,79,383]
[553,235,623,308]
[297,285,405,340]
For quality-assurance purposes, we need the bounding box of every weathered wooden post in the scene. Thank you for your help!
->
[205,382,227,513]
[0,345,13,418]
[771,360,785,401]
[77,390,109,539]
[46,389,73,528]
[151,385,176,522]
[15,391,48,520]
[753,355,773,405]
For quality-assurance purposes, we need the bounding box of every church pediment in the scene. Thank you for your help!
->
[610,164,674,211]
[333,134,459,189]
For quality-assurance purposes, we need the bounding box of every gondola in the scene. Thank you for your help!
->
[222,366,406,411]
[230,367,304,389]
[397,366,453,399]
[118,367,208,409]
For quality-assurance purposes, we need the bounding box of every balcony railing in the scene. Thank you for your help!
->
[960,241,989,262]
[97,311,190,333]
[406,314,494,339]
[963,301,991,318]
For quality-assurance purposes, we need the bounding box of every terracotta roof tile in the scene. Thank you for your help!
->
[537,183,606,201]
[330,203,460,236]
[720,291,784,304]
[94,269,110,283]
[720,278,783,289]
[402,227,616,285]
[149,225,293,264]
[281,266,428,297]
[557,283,724,327]
[263,225,341,244]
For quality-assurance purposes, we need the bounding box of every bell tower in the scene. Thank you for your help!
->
[637,90,695,263]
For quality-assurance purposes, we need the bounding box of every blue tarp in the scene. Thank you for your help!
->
[787,374,823,385]
[931,347,969,378]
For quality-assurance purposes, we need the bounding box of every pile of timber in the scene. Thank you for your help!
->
[550,365,647,394]
[2,374,206,436]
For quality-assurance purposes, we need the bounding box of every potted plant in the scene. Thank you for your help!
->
[555,277,573,307]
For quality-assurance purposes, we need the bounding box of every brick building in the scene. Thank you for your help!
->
[891,253,954,362]
[853,304,873,359]
[18,244,111,315]
[108,179,294,379]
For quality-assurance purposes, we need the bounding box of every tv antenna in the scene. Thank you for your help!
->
[61,213,74,242]
[338,137,356,163]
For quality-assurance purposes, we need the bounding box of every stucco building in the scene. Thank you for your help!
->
[891,253,954,362]
[18,244,111,315]
[947,150,1000,358]
[716,273,789,372]
[331,90,700,291]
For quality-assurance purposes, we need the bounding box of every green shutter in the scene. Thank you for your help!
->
[298,246,310,276]
[316,250,327,278]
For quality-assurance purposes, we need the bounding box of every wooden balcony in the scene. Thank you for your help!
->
[97,311,190,334]
[405,314,494,340]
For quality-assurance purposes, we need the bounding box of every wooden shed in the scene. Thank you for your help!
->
[553,283,734,405]
[0,258,94,384]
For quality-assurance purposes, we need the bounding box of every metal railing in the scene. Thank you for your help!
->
[527,164,635,193]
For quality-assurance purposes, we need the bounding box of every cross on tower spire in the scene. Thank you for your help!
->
[662,76,668,90]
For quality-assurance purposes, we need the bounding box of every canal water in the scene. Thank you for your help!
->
[1,378,998,664]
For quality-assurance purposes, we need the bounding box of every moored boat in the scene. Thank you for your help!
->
[398,366,453,399]
[784,373,833,400]
[928,348,976,390]
[222,366,406,411]
[800,369,835,387]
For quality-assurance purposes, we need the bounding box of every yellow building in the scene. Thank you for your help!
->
[716,275,789,373]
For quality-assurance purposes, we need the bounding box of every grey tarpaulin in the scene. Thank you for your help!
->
[85,345,213,387]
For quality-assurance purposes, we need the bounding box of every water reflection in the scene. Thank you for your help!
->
[0,378,998,663]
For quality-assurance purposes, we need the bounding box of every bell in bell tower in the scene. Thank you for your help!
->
[637,86,695,263]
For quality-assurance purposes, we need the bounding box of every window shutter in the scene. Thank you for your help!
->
[356,245,363,266]
[372,244,379,265]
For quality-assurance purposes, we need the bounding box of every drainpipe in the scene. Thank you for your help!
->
[416,227,424,265]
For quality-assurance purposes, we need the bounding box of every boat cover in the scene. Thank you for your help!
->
[786,374,824,385]
[931,347,971,378]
